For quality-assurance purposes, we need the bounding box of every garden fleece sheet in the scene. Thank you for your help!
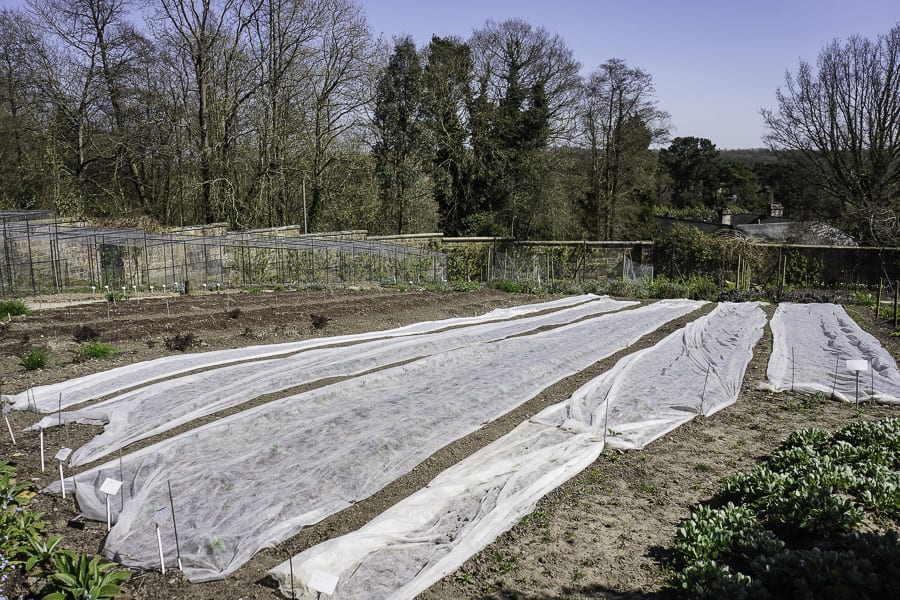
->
[761,302,900,404]
[6,294,598,412]
[30,297,635,466]
[268,302,766,599]
[47,299,703,582]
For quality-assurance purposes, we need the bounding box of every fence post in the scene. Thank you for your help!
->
[894,280,899,328]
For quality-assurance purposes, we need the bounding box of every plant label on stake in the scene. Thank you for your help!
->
[308,570,339,597]
[153,506,171,574]
[846,360,868,405]
[2,402,14,446]
[39,427,45,472]
[55,447,72,498]
[99,477,123,531]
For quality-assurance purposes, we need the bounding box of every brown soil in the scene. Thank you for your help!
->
[2,291,897,600]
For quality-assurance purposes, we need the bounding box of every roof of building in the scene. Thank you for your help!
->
[655,208,857,247]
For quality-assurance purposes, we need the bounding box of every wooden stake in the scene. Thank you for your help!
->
[289,556,296,600]
[877,279,883,318]
[700,364,711,415]
[831,354,840,399]
[119,449,125,510]
[167,480,183,571]
[791,347,795,392]
[871,359,875,402]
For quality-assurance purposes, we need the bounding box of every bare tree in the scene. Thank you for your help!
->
[763,25,900,245]
[29,0,156,214]
[245,0,322,227]
[297,0,379,229]
[156,0,262,225]
[581,59,668,239]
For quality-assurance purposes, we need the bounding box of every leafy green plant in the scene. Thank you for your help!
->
[77,342,117,360]
[20,348,49,370]
[0,299,30,317]
[104,291,124,303]
[42,552,130,600]
[673,559,757,600]
[672,418,900,599]
[849,290,876,308]
[18,533,63,572]
[674,503,783,566]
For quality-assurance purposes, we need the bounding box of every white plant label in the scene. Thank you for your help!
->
[100,477,123,496]
[55,447,72,462]
[153,506,172,528]
[846,359,869,372]
[2,403,11,415]
[308,570,339,595]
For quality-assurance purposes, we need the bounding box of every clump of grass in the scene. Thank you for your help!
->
[0,299,30,317]
[79,341,118,360]
[309,313,332,331]
[72,324,99,342]
[165,333,196,351]
[21,348,49,370]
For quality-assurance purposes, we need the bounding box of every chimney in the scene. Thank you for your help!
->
[769,202,784,218]
[720,207,732,226]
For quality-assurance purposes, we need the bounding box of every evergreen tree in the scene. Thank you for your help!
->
[373,37,428,234]
[422,36,473,235]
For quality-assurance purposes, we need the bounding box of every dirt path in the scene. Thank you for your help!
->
[2,292,897,600]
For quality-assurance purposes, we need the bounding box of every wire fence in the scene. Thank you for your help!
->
[0,211,447,295]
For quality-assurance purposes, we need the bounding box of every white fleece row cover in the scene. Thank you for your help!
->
[268,302,765,599]
[32,297,636,467]
[5,294,597,412]
[761,303,900,404]
[48,299,703,582]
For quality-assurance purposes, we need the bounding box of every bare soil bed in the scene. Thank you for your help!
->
[2,290,897,600]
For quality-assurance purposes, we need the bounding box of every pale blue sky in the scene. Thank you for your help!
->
[2,0,896,148]
[358,0,899,148]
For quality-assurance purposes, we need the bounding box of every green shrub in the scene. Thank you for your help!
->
[20,348,49,370]
[491,279,523,293]
[104,291,124,302]
[78,342,118,360]
[452,280,480,292]
[0,299,30,317]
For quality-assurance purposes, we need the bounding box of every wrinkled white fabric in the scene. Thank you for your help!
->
[268,302,765,599]
[5,294,598,412]
[33,297,635,466]
[760,303,900,404]
[48,299,703,582]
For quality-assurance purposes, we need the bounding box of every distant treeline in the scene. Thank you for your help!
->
[1,2,898,245]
